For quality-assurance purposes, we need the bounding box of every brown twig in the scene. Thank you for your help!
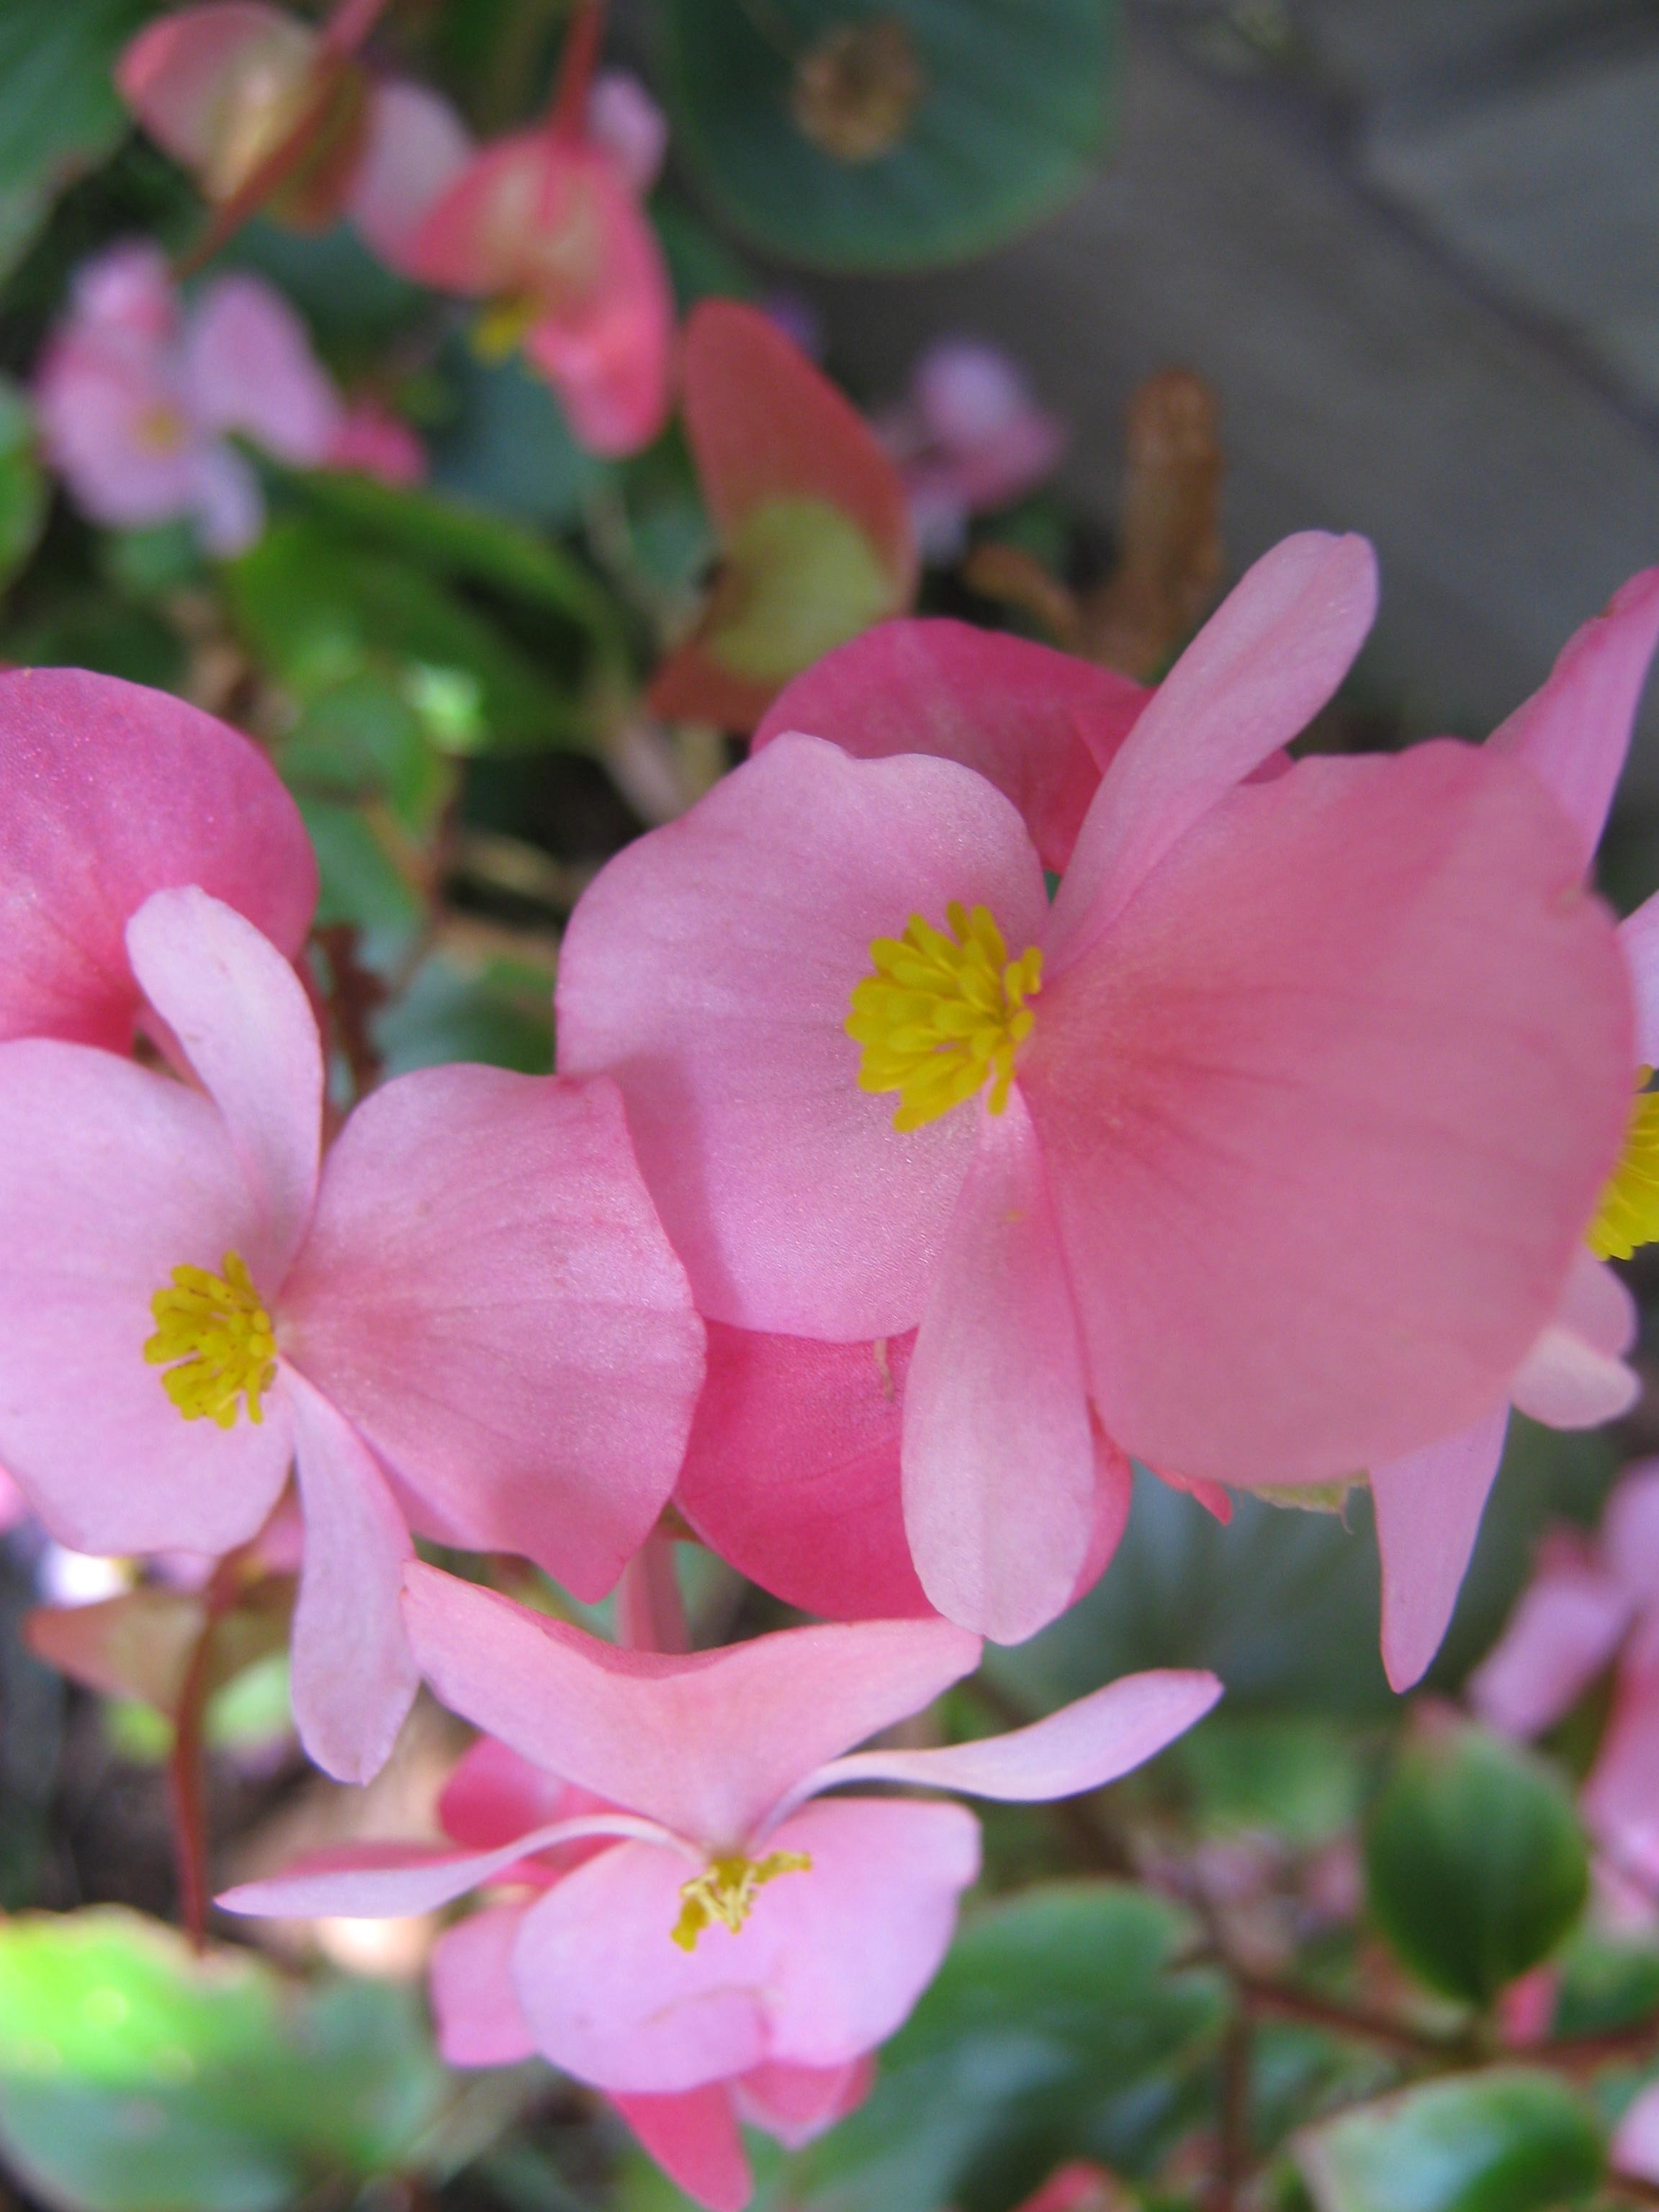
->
[167,1553,245,1949]
[1230,1966,1468,2064]
[1210,2010,1253,2212]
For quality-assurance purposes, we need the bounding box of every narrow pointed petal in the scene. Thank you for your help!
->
[903,1092,1097,1642]
[1372,1405,1511,1694]
[611,2088,751,2212]
[1488,567,1659,870]
[1620,891,1659,1065]
[431,1905,537,2067]
[1048,533,1378,969]
[733,2058,873,2149]
[401,1563,981,1845]
[127,888,321,1281]
[1468,1547,1632,1737]
[282,1069,703,1601]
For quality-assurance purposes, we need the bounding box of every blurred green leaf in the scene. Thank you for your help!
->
[1166,1714,1369,1847]
[0,0,161,279]
[102,520,204,600]
[1293,2068,1604,2212]
[8,596,184,688]
[1364,1721,1588,2008]
[377,943,555,1076]
[277,673,453,833]
[662,0,1114,273]
[211,220,426,366]
[651,191,759,310]
[1550,1923,1659,2041]
[428,346,608,529]
[0,375,46,588]
[296,795,425,966]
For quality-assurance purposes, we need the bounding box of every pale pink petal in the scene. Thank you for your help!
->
[1469,1552,1632,1737]
[1487,567,1659,871]
[557,733,1049,1338]
[403,133,547,297]
[1620,891,1659,1066]
[1614,2080,1659,2186]
[1509,1320,1640,1429]
[0,1466,29,1536]
[0,668,315,1051]
[187,439,265,556]
[185,273,342,464]
[117,4,315,175]
[612,2088,750,2212]
[675,1325,931,1621]
[70,239,178,340]
[1047,533,1379,971]
[127,888,320,1282]
[1602,1464,1659,1606]
[346,79,472,271]
[430,1905,537,2067]
[511,1799,979,2091]
[325,400,426,485]
[586,71,669,197]
[400,1563,981,1846]
[1584,1647,1659,1883]
[780,1668,1220,1820]
[282,1069,703,1602]
[752,619,1148,873]
[1024,742,1632,1487]
[0,1041,292,1555]
[1372,1403,1511,1694]
[35,305,204,531]
[902,1090,1097,1642]
[733,2057,873,2149]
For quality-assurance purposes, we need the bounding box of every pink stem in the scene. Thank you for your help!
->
[321,0,395,58]
[616,1529,691,1654]
[548,0,608,143]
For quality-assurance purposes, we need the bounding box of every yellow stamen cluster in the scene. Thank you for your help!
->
[670,1850,811,1951]
[847,902,1043,1132]
[1588,1070,1659,1262]
[144,1251,277,1429]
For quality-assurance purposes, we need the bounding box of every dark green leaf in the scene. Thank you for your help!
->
[1550,1924,1659,2041]
[1166,1714,1369,1847]
[428,346,608,529]
[1294,2068,1604,2212]
[296,796,425,965]
[0,0,161,277]
[0,377,46,589]
[377,944,555,1076]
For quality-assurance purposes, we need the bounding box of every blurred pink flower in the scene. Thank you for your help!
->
[221,1563,1220,2210]
[880,337,1067,560]
[0,888,705,1781]
[1614,2076,1659,2188]
[325,395,426,482]
[1371,568,1659,1693]
[558,532,1632,1643]
[585,69,668,198]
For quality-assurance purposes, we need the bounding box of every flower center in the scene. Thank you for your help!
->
[134,403,189,455]
[1587,1070,1659,1262]
[144,1250,277,1429]
[670,1849,812,1951]
[847,900,1043,1132]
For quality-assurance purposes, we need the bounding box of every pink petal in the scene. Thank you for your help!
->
[612,2088,751,2212]
[733,2057,873,2149]
[1509,1323,1640,1429]
[1487,567,1659,871]
[1620,891,1659,1066]
[285,1370,418,1784]
[1372,1404,1511,1694]
[439,1735,577,1849]
[675,1324,932,1621]
[1047,533,1378,970]
[187,439,265,556]
[1614,2080,1659,2186]
[117,4,314,175]
[346,79,472,271]
[0,667,316,1051]
[902,1090,1097,1642]
[185,273,342,465]
[1603,1464,1659,1606]
[586,71,669,197]
[127,888,320,1282]
[431,1905,537,2067]
[281,1069,703,1602]
[0,1041,292,1555]
[511,1798,979,2091]
[781,1668,1221,1817]
[400,1563,981,1846]
[752,619,1149,873]
[1584,1646,1659,1884]
[557,733,1049,1337]
[1468,1553,1632,1737]
[1023,742,1632,1488]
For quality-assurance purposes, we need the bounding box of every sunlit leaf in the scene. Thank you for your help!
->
[1294,2068,1604,2212]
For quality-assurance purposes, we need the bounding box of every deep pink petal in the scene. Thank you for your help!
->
[127,888,321,1281]
[431,1905,537,2067]
[184,274,341,464]
[1024,742,1632,1487]
[1620,892,1659,1066]
[439,1735,576,1849]
[0,1041,292,1555]
[1048,533,1378,971]
[557,732,1049,1337]
[1468,1554,1632,1737]
[0,667,316,1051]
[346,79,472,271]
[677,1324,930,1620]
[733,2057,873,2149]
[611,2089,750,2212]
[1487,567,1659,871]
[1372,1404,1511,1694]
[401,1563,981,1846]
[117,4,313,175]
[1583,1647,1659,1882]
[282,1069,703,1602]
[902,1091,1096,1642]
[752,619,1149,873]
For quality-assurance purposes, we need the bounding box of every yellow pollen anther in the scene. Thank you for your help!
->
[670,1850,811,1951]
[1588,1069,1659,1262]
[847,900,1043,1132]
[144,1250,277,1430]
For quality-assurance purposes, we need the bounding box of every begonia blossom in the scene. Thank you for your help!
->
[559,531,1634,1643]
[220,1563,1222,2209]
[1372,568,1659,1691]
[0,888,704,1781]
[878,336,1068,560]
[0,665,315,1051]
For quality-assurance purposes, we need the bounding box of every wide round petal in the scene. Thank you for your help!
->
[732,2057,873,2149]
[346,78,472,270]
[752,619,1149,873]
[117,3,315,176]
[281,1069,704,1602]
[0,1042,292,1555]
[431,1905,538,2067]
[0,668,316,1051]
[612,2089,750,2212]
[556,732,1051,1337]
[1023,742,1633,1486]
[184,273,341,465]
[511,1798,979,2092]
[1372,1405,1512,1694]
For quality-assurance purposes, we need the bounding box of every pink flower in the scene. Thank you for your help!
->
[0,665,315,1051]
[325,395,426,484]
[1372,568,1659,1691]
[1471,1462,1659,1899]
[879,337,1068,560]
[585,70,668,198]
[0,889,705,1780]
[220,1563,1222,2210]
[557,531,1632,1643]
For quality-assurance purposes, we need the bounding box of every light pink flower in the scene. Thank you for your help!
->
[0,889,705,1781]
[1614,2077,1659,2188]
[220,1563,1221,2209]
[585,70,668,198]
[325,395,426,483]
[1372,568,1659,1691]
[557,532,1632,1643]
[0,665,315,1051]
[879,338,1068,559]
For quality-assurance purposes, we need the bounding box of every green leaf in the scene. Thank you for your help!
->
[428,345,608,529]
[0,0,161,275]
[0,377,45,590]
[662,0,1115,274]
[1165,1713,1369,1848]
[1294,2068,1604,2212]
[1364,1721,1588,2007]
[277,673,453,834]
[377,943,555,1076]
[295,794,426,966]
[708,496,899,681]
[1550,1923,1659,2041]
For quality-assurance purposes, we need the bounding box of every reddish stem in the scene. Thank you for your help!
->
[321,0,395,57]
[549,0,608,143]
[167,1555,245,1949]
[616,1529,690,1654]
